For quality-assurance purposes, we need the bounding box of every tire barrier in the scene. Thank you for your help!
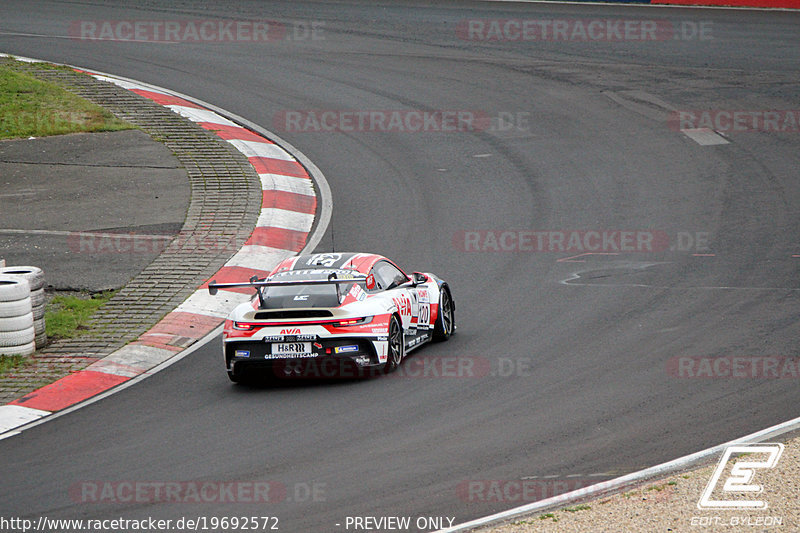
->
[0,266,47,352]
[0,275,35,356]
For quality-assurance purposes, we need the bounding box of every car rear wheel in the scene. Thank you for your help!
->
[433,288,454,341]
[383,315,405,373]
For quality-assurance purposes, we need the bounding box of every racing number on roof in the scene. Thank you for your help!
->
[306,253,343,267]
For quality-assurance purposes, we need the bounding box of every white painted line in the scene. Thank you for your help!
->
[437,412,800,532]
[87,344,177,377]
[165,105,239,127]
[88,74,153,91]
[0,405,50,434]
[224,245,295,271]
[256,207,315,232]
[225,139,295,161]
[681,128,730,146]
[260,174,316,196]
[173,290,253,319]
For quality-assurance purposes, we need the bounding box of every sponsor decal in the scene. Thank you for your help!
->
[334,345,359,354]
[234,350,250,358]
[392,295,412,317]
[306,253,342,267]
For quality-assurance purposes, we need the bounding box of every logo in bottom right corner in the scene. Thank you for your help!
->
[697,443,784,510]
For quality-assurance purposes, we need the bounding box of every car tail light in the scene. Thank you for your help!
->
[233,321,264,331]
[332,316,372,327]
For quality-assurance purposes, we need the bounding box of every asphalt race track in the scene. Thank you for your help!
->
[1,1,799,530]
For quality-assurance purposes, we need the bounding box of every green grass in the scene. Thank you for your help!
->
[563,504,591,512]
[45,291,115,341]
[0,354,26,374]
[0,60,133,139]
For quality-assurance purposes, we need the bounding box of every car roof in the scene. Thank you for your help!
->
[270,252,386,277]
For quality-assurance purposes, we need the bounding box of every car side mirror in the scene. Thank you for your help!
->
[412,272,427,286]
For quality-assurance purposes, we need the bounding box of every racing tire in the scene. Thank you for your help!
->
[32,303,45,321]
[30,288,46,309]
[34,317,47,349]
[0,341,35,356]
[0,326,35,347]
[383,315,405,373]
[432,287,455,341]
[0,266,45,292]
[0,298,32,319]
[0,276,30,302]
[0,313,34,333]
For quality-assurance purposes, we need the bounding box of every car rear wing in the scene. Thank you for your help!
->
[208,274,364,307]
[207,277,362,295]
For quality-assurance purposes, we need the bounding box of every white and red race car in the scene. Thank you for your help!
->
[208,252,455,382]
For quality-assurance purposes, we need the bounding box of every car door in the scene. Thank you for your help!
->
[370,260,419,337]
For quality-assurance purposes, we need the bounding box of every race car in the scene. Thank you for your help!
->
[208,252,455,382]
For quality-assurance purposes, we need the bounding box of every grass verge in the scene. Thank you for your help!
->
[45,291,116,341]
[0,354,26,375]
[0,59,133,139]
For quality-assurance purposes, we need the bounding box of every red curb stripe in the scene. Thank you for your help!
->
[247,227,308,251]
[145,311,222,339]
[198,123,272,143]
[10,371,129,412]
[248,157,309,178]
[130,89,203,108]
[262,190,317,215]
[202,266,272,293]
[652,0,800,5]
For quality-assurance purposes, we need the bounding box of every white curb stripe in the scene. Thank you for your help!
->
[165,105,239,127]
[260,173,316,196]
[0,405,50,434]
[86,345,177,377]
[256,208,315,232]
[225,139,295,161]
[224,246,296,271]
[88,74,152,91]
[173,291,254,319]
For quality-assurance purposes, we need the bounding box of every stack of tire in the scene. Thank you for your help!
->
[0,266,46,356]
